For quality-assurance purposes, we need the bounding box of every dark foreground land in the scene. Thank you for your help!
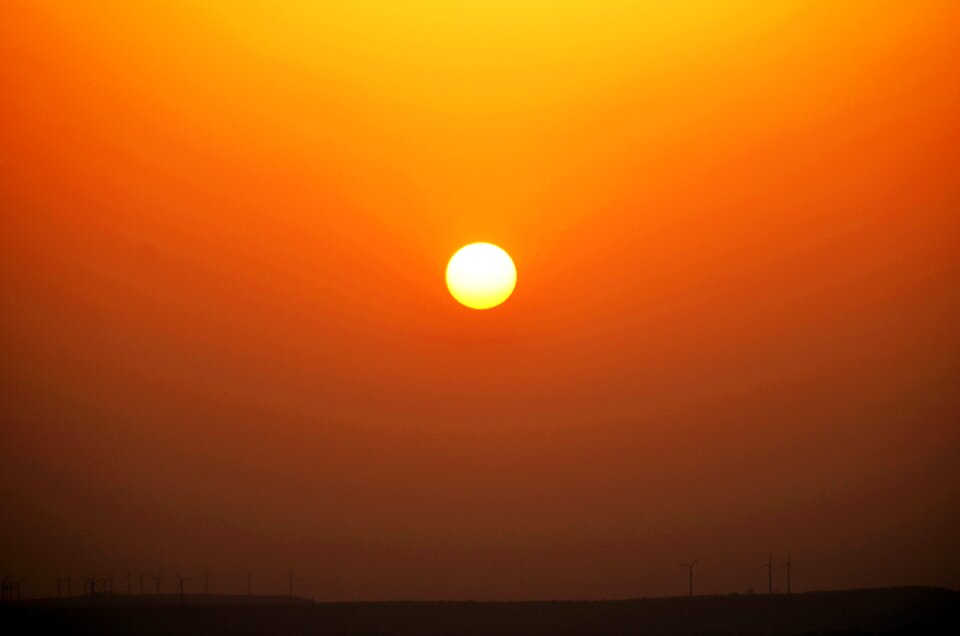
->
[2,586,957,635]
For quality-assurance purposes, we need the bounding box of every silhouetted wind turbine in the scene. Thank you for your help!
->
[203,567,209,595]
[124,570,133,594]
[65,571,73,597]
[57,573,74,598]
[761,554,777,594]
[137,570,145,595]
[285,569,296,598]
[175,572,197,604]
[83,573,99,597]
[13,578,24,601]
[680,560,698,597]
[247,572,252,596]
[780,553,795,594]
[151,572,163,597]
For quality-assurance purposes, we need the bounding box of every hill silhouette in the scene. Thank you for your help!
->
[2,586,956,635]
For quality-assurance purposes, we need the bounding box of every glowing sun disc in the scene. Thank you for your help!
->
[446,243,517,310]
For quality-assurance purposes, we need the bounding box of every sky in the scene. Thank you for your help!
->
[1,1,958,600]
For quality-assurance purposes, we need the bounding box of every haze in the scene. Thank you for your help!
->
[1,1,958,600]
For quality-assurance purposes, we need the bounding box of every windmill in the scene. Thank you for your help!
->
[780,553,795,594]
[65,571,73,597]
[175,572,197,604]
[83,573,99,597]
[247,572,252,596]
[124,570,133,594]
[761,554,777,594]
[1,575,8,601]
[679,560,698,597]
[203,566,210,595]
[12,578,25,601]
[284,569,296,598]
[137,570,145,595]
[151,572,163,597]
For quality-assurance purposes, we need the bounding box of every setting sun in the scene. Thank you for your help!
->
[446,243,517,310]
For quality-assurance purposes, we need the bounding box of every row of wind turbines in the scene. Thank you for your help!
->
[1,568,299,603]
[681,553,795,596]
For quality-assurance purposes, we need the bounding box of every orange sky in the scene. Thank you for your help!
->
[1,1,959,599]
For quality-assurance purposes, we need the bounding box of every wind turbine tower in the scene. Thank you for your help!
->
[762,554,777,594]
[680,560,698,597]
[286,569,295,598]
[780,553,795,594]
[175,572,197,604]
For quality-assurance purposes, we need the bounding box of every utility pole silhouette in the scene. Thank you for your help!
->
[780,553,795,594]
[762,554,777,594]
[680,560,698,596]
[175,572,197,605]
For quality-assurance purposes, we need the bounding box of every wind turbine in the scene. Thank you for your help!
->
[151,572,163,597]
[247,572,252,596]
[284,569,296,598]
[761,554,777,594]
[13,578,24,601]
[1,576,8,601]
[679,560,698,597]
[83,573,99,597]
[124,570,133,594]
[780,553,795,594]
[65,571,73,597]
[203,566,209,595]
[137,570,145,595]
[175,572,197,604]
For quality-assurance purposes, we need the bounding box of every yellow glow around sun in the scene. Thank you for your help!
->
[446,243,517,310]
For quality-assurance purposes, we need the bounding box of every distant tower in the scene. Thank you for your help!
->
[780,553,795,594]
[175,572,197,605]
[680,560,698,597]
[247,572,252,596]
[286,569,295,598]
[151,572,163,597]
[203,567,209,595]
[762,554,777,594]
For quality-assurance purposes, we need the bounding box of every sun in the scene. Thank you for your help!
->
[446,243,517,310]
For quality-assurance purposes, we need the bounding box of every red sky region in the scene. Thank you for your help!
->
[1,1,959,600]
